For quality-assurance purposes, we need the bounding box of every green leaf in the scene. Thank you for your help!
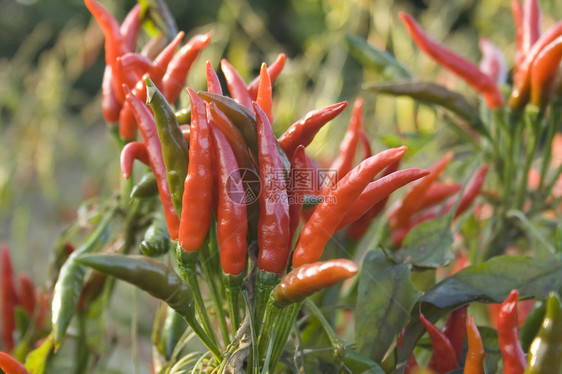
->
[345,35,412,81]
[24,335,53,374]
[479,326,501,374]
[364,81,489,139]
[342,347,385,374]
[396,255,562,373]
[355,250,422,363]
[139,0,178,39]
[394,213,455,268]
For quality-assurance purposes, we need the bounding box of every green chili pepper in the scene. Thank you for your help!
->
[520,301,546,353]
[524,292,562,373]
[145,77,189,216]
[75,253,193,316]
[130,172,158,199]
[160,306,187,359]
[198,91,259,157]
[139,214,171,257]
[365,81,489,139]
[175,107,191,125]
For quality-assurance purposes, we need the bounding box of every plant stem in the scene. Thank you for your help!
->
[224,273,243,338]
[181,306,223,361]
[269,303,302,372]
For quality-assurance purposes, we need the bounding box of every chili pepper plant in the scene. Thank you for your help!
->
[2,0,562,373]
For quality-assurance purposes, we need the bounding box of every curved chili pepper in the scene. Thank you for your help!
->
[288,145,308,252]
[530,35,562,107]
[278,101,348,160]
[0,352,29,374]
[525,292,562,373]
[272,259,358,307]
[221,59,252,109]
[388,152,453,231]
[479,37,508,85]
[178,88,213,252]
[1,243,17,351]
[336,168,429,231]
[330,98,364,182]
[140,214,171,258]
[292,146,407,268]
[206,60,223,95]
[120,141,149,179]
[199,91,259,159]
[130,172,158,199]
[399,12,504,109]
[247,53,286,99]
[510,21,562,109]
[465,315,486,374]
[210,124,248,276]
[17,274,36,316]
[255,102,291,274]
[443,306,467,362]
[162,33,212,103]
[119,4,141,52]
[418,182,462,212]
[256,63,273,123]
[498,290,527,374]
[146,77,190,215]
[76,254,193,316]
[419,313,458,373]
[522,0,542,54]
[124,85,179,239]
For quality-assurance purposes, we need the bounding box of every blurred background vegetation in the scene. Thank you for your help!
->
[1,0,562,370]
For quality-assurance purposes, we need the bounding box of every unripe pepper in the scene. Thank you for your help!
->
[272,259,359,307]
[524,292,562,374]
[498,290,527,374]
[178,89,213,252]
[399,12,504,109]
[146,77,190,215]
[292,146,407,267]
[130,172,158,199]
[209,124,248,276]
[464,315,486,374]
[140,214,171,258]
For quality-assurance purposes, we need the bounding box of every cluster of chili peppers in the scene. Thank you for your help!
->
[1,243,48,355]
[387,152,488,247]
[400,0,562,111]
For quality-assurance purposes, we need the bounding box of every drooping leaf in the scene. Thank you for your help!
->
[396,255,562,373]
[364,81,489,139]
[345,35,412,81]
[395,213,455,268]
[355,250,422,363]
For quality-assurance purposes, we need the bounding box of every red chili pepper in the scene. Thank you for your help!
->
[512,0,524,63]
[254,102,291,274]
[388,152,453,231]
[522,0,542,54]
[510,21,562,109]
[498,290,527,374]
[336,168,429,231]
[419,313,459,373]
[450,165,488,218]
[120,141,149,179]
[101,65,121,123]
[0,352,29,374]
[17,274,36,317]
[399,12,504,109]
[417,182,463,213]
[358,129,372,159]
[123,85,179,239]
[1,243,18,352]
[209,124,248,276]
[278,101,348,158]
[464,315,486,374]
[119,4,141,52]
[288,145,308,253]
[256,63,273,124]
[330,98,364,182]
[272,259,359,307]
[292,146,407,268]
[479,38,508,85]
[206,60,223,95]
[221,59,252,109]
[162,33,211,104]
[247,53,286,99]
[530,35,562,107]
[443,306,468,362]
[177,89,213,252]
